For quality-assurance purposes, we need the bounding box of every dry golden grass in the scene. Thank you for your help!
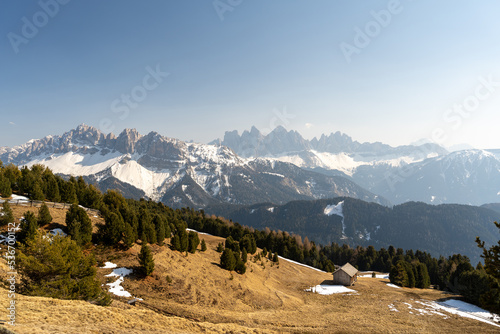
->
[0,206,498,333]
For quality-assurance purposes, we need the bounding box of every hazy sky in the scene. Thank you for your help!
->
[2,1,500,149]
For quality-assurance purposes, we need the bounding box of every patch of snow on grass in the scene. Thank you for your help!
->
[107,276,132,298]
[388,304,399,312]
[101,262,117,269]
[359,273,389,279]
[306,284,356,295]
[10,194,29,202]
[392,299,499,327]
[435,299,500,327]
[105,267,134,298]
[386,283,402,289]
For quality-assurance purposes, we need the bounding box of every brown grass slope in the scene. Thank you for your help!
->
[0,205,498,333]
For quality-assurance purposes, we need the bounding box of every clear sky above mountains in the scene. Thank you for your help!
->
[1,1,500,149]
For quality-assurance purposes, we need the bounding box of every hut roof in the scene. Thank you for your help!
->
[333,263,358,277]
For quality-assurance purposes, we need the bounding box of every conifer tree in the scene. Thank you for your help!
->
[62,182,78,204]
[44,174,61,202]
[171,233,181,251]
[37,202,52,226]
[17,232,110,305]
[0,201,14,227]
[241,248,248,263]
[216,242,224,253]
[17,211,38,245]
[0,174,12,197]
[123,223,136,249]
[153,215,165,246]
[188,231,200,253]
[67,220,82,246]
[220,248,236,271]
[138,243,155,276]
[31,182,45,201]
[201,239,207,252]
[66,204,92,246]
[100,211,124,245]
[415,262,431,288]
[476,222,500,281]
[179,229,188,252]
[235,259,246,274]
[476,222,500,313]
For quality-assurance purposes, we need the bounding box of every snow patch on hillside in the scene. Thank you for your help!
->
[110,159,171,200]
[324,201,347,239]
[104,266,134,298]
[263,172,285,178]
[388,299,500,327]
[324,201,344,217]
[278,256,327,273]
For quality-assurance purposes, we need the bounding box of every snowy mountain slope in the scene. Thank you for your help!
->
[0,124,388,208]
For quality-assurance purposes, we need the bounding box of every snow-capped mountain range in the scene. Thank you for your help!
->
[0,124,387,208]
[213,127,500,206]
[2,124,499,207]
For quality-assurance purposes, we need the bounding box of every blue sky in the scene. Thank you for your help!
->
[1,0,500,149]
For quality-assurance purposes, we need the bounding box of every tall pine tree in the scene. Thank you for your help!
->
[66,204,92,246]
[138,243,155,276]
[37,202,52,226]
[0,201,14,227]
[17,211,38,245]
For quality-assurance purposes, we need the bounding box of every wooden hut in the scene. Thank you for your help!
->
[332,263,358,286]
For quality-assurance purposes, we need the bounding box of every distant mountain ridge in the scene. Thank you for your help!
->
[213,126,500,205]
[211,125,448,158]
[0,124,388,208]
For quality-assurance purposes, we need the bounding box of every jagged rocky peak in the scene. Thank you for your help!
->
[115,128,142,153]
[136,131,185,158]
[66,124,107,146]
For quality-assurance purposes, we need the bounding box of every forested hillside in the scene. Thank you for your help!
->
[205,198,500,265]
